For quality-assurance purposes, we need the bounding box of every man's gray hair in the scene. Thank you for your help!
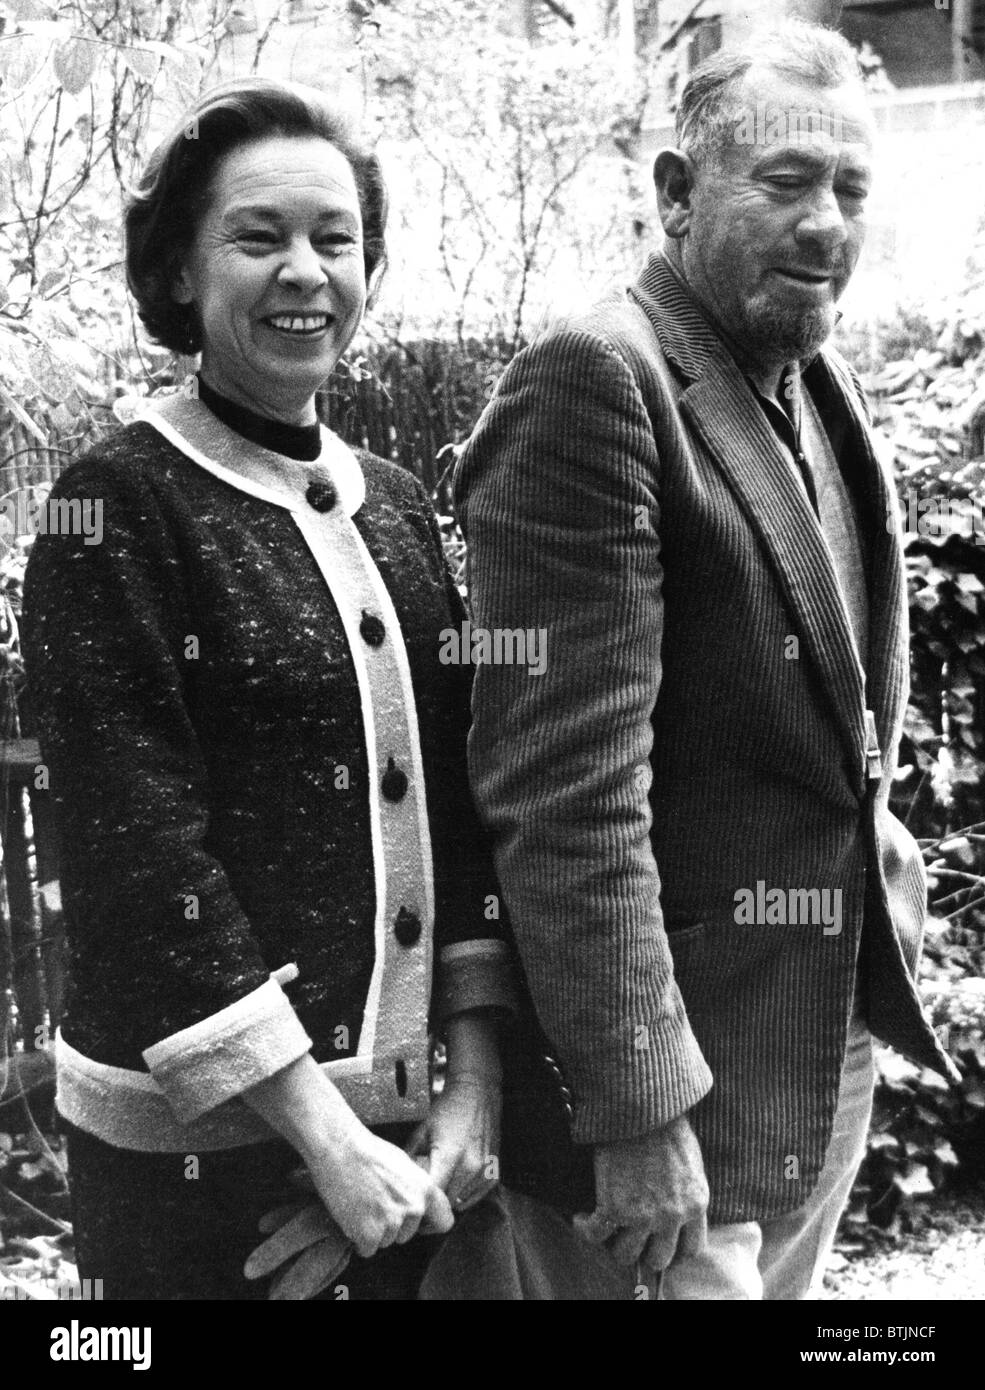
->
[675,20,865,168]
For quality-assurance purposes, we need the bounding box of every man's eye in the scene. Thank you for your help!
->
[765,176,807,190]
[837,186,869,203]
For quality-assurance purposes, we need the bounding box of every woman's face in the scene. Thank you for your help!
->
[173,134,367,425]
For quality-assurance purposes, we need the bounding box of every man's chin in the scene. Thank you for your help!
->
[749,302,836,364]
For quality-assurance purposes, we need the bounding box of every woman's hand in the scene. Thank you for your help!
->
[302,1123,454,1257]
[408,1070,502,1212]
[241,1053,453,1259]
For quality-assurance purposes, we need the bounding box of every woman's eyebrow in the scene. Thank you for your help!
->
[224,202,359,222]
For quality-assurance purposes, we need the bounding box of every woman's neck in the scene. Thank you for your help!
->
[196,375,322,463]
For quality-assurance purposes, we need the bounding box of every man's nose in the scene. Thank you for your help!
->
[277,239,328,291]
[794,187,849,253]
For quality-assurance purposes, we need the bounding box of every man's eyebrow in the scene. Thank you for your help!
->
[750,147,872,180]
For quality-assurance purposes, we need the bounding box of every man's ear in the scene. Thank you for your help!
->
[653,148,696,240]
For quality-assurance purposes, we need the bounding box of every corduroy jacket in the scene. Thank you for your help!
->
[24,394,515,1152]
[455,251,957,1223]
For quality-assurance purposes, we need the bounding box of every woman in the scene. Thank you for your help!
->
[23,77,516,1301]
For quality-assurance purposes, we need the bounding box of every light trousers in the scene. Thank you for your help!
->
[660,1002,875,1301]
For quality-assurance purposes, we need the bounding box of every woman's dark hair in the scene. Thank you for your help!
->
[125,77,388,355]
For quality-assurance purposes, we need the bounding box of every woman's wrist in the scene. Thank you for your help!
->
[241,1052,366,1162]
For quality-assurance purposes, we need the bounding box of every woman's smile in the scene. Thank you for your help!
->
[262,311,333,337]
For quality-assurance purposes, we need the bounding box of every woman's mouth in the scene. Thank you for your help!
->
[263,313,331,337]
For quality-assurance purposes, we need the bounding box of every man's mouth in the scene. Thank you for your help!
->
[262,313,332,337]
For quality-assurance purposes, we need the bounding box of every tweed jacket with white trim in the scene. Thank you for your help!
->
[24,398,515,1150]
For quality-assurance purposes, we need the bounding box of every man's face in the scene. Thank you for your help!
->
[679,70,875,370]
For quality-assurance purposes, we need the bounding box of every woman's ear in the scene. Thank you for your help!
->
[170,262,195,306]
[653,148,696,241]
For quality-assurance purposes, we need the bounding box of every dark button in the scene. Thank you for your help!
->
[305,481,337,512]
[360,610,385,647]
[381,757,408,803]
[394,907,421,947]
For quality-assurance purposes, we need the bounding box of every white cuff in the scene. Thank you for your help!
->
[142,974,312,1124]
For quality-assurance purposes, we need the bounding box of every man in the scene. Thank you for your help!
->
[454,21,959,1301]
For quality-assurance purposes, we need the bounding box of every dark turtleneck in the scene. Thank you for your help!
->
[196,375,322,463]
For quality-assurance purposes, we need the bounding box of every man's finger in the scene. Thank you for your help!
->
[640,1228,680,1274]
[607,1223,652,1268]
[676,1210,708,1260]
[572,1210,618,1245]
[422,1180,455,1234]
[426,1142,459,1194]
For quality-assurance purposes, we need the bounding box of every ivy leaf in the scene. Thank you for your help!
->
[119,44,160,85]
[52,37,98,96]
[0,33,49,93]
[3,0,56,19]
[893,1163,934,1197]
[29,346,76,402]
[151,40,202,91]
[0,380,47,443]
[36,268,65,296]
[933,1139,959,1167]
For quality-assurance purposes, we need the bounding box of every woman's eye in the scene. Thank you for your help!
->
[237,230,278,247]
[318,234,357,253]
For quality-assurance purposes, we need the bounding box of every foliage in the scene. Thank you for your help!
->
[0,0,222,449]
[362,0,647,347]
[839,219,985,1236]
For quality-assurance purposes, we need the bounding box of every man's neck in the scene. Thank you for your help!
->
[660,241,789,401]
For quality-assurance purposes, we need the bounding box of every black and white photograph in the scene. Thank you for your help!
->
[0,0,983,1355]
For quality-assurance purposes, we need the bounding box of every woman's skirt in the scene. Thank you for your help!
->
[64,1120,441,1301]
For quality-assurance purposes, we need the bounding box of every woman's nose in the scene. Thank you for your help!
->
[277,239,328,291]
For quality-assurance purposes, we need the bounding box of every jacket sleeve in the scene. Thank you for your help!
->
[454,326,713,1144]
[401,475,519,1029]
[23,450,311,1124]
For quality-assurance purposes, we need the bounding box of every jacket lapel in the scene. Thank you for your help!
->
[631,252,874,782]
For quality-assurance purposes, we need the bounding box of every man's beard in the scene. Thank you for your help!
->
[744,296,836,364]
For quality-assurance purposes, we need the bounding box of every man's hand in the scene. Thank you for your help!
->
[408,1072,502,1212]
[574,1113,709,1270]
